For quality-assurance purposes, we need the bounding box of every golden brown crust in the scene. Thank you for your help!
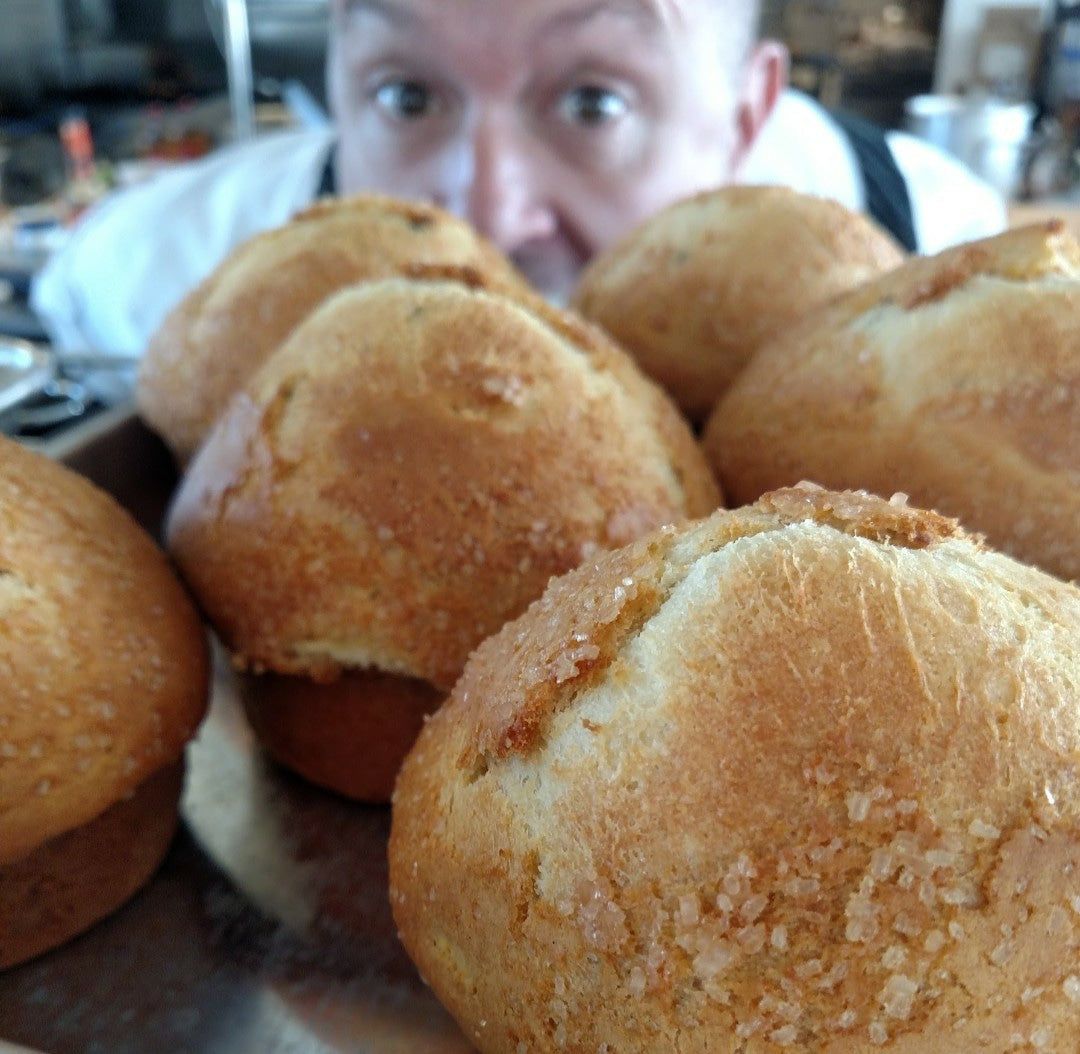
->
[571,185,906,421]
[236,667,442,803]
[703,221,1080,583]
[456,486,966,772]
[135,193,531,463]
[0,436,209,864]
[165,277,720,691]
[0,762,183,970]
[389,485,1080,1052]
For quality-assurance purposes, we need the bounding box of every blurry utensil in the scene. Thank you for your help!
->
[0,337,54,415]
[904,93,1035,199]
[1,377,89,432]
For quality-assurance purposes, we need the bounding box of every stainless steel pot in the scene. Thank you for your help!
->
[903,93,1034,199]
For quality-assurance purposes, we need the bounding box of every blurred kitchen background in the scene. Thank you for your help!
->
[3,1,1079,210]
[4,0,1080,243]
[0,0,1077,443]
[0,0,329,208]
[764,0,1080,202]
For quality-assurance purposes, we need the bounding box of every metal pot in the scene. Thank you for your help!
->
[903,93,1035,198]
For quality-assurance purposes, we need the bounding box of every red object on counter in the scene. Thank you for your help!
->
[59,114,96,184]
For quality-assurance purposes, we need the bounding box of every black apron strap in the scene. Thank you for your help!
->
[829,110,919,252]
[316,142,337,198]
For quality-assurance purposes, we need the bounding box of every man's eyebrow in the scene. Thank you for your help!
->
[340,0,416,27]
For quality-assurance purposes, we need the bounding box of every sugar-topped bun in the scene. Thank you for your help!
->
[136,193,529,463]
[165,277,720,801]
[390,484,1080,1052]
[704,222,1080,584]
[572,185,905,421]
[0,436,209,969]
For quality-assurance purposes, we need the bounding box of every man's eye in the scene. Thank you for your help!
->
[559,85,627,127]
[374,80,435,120]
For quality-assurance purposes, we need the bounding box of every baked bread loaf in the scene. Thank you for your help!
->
[165,277,720,802]
[571,185,905,422]
[0,436,209,969]
[136,193,530,463]
[703,221,1080,584]
[389,483,1080,1053]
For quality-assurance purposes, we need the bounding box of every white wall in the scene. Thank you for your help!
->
[934,0,1053,95]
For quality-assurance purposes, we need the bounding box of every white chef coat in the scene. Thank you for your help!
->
[741,90,1008,255]
[31,127,336,359]
[30,90,1008,359]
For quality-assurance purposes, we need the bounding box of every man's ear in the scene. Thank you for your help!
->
[729,40,788,176]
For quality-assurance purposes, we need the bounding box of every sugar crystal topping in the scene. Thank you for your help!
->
[588,768,1073,1046]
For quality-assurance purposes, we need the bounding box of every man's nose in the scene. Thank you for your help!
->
[455,111,557,252]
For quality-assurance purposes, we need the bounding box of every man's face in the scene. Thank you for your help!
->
[329,0,767,302]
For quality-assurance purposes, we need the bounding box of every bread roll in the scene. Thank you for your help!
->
[703,221,1080,583]
[0,436,209,969]
[136,193,530,463]
[571,185,905,422]
[390,484,1080,1053]
[165,277,720,801]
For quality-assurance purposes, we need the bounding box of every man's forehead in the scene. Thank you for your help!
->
[337,0,718,33]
